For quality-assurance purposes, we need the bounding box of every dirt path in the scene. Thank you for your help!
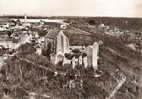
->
[106,73,126,99]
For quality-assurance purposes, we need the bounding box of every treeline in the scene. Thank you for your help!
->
[85,17,142,30]
[66,17,142,31]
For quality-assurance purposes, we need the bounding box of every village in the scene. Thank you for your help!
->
[0,16,101,71]
[0,16,141,99]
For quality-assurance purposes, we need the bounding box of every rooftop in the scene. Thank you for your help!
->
[45,28,60,39]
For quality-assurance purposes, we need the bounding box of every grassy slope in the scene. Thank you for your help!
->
[0,17,142,99]
[66,18,142,99]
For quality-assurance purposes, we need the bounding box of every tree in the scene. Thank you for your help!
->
[72,49,80,54]
[42,42,52,58]
[135,32,142,54]
[65,53,74,60]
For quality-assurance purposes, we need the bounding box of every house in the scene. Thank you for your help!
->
[45,29,70,64]
[86,42,99,70]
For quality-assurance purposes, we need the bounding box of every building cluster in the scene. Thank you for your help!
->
[0,16,101,71]
[40,28,100,70]
[0,15,66,48]
[98,23,129,37]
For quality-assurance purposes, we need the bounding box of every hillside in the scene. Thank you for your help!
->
[0,17,141,99]
[67,18,142,99]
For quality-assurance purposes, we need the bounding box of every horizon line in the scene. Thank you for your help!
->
[0,15,142,19]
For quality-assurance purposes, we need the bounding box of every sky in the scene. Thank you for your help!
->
[0,0,142,17]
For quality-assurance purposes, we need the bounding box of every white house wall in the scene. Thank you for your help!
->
[56,30,69,55]
[92,42,99,70]
[86,42,99,70]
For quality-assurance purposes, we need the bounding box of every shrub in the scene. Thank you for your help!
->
[72,49,80,54]
[64,53,74,60]
[18,43,36,55]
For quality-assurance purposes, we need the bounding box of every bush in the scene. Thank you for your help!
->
[38,30,47,37]
[82,53,87,58]
[64,53,74,60]
[18,43,36,55]
[72,49,80,54]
